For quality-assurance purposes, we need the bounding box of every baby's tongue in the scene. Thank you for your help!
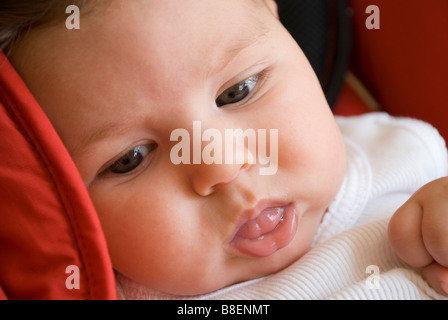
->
[236,207,285,239]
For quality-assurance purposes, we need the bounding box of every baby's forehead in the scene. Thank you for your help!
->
[88,0,272,81]
[93,0,270,52]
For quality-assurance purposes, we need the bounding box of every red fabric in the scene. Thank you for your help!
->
[349,0,448,142]
[0,52,116,299]
[333,82,373,116]
[0,285,7,300]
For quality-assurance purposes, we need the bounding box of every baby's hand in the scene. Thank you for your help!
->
[388,177,448,296]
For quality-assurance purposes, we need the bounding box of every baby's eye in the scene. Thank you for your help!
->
[102,144,157,176]
[216,74,259,107]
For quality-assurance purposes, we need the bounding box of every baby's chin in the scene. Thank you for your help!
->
[131,238,310,296]
[190,252,306,295]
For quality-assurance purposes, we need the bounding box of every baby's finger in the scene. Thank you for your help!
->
[422,196,448,267]
[420,261,448,296]
[388,199,433,268]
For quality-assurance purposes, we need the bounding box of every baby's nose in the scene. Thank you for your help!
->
[191,162,251,196]
[190,139,254,196]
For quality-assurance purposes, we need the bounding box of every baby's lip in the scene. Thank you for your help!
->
[228,200,298,257]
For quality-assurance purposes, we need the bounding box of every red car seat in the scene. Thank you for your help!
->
[345,0,448,143]
[0,53,116,299]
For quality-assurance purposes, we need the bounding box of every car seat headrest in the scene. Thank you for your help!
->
[277,0,352,107]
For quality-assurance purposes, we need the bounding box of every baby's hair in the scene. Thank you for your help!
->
[0,0,93,55]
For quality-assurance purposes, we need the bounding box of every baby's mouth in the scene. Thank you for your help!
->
[228,203,298,257]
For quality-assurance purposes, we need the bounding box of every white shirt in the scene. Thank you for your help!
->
[315,112,448,245]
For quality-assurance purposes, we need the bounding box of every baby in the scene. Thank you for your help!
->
[2,0,448,297]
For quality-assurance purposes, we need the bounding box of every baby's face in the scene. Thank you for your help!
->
[11,0,346,295]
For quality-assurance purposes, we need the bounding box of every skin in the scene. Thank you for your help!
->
[388,177,448,296]
[9,0,447,296]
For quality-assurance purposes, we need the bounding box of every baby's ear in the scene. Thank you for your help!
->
[264,0,279,18]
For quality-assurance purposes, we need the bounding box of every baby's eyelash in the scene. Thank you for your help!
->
[240,68,270,103]
[97,143,157,179]
[257,69,270,83]
[216,68,271,108]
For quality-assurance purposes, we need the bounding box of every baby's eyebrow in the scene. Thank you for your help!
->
[73,120,135,158]
[212,21,270,73]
